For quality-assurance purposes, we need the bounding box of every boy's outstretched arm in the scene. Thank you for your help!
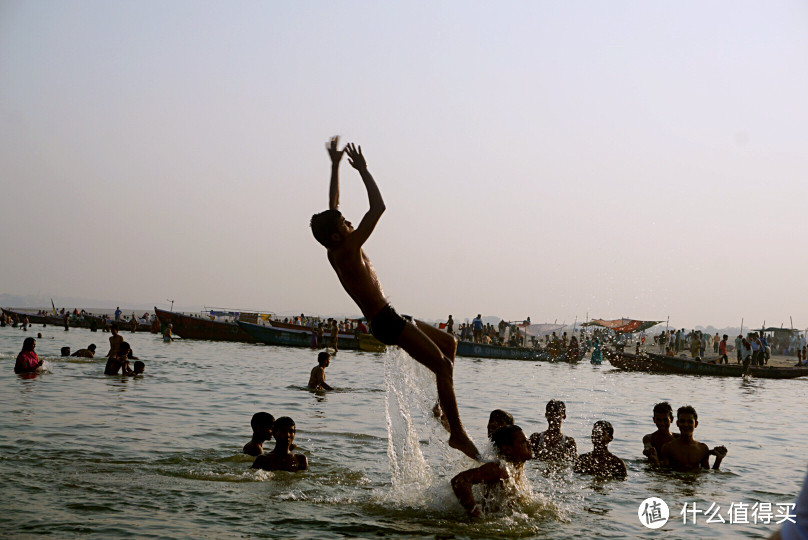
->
[345,143,386,247]
[451,462,506,517]
[327,136,344,210]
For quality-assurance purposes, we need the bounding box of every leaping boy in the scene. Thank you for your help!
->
[310,137,479,460]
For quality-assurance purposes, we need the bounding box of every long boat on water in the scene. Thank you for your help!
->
[154,307,257,343]
[3,308,154,332]
[455,339,587,362]
[237,320,365,350]
[611,351,808,379]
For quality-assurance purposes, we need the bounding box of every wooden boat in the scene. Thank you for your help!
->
[154,307,257,343]
[237,320,362,350]
[456,340,539,360]
[608,351,668,372]
[618,351,808,379]
[2,308,153,332]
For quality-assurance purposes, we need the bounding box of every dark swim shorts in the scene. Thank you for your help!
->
[369,304,407,345]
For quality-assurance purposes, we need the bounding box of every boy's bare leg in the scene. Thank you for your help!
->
[397,322,479,460]
[415,320,457,432]
[415,320,457,364]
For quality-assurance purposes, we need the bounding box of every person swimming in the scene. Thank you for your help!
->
[307,352,333,391]
[251,416,308,472]
[451,425,533,517]
[529,400,577,462]
[104,341,132,375]
[574,420,627,479]
[659,405,727,472]
[14,337,43,374]
[71,344,97,358]
[642,402,678,465]
[487,409,515,439]
[243,412,274,457]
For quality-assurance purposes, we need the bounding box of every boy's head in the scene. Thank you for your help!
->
[273,416,296,447]
[545,399,566,425]
[652,402,673,430]
[676,405,699,434]
[487,409,514,438]
[88,344,97,352]
[110,323,119,334]
[317,351,330,367]
[722,334,728,340]
[133,361,145,374]
[119,341,131,356]
[310,209,350,248]
[251,412,275,437]
[491,425,532,463]
[592,420,614,446]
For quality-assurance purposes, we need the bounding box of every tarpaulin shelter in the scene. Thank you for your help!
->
[581,318,662,334]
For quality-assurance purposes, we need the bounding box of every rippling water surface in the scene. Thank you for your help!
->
[1,325,805,538]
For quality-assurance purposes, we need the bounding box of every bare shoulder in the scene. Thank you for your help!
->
[251,454,270,470]
[296,454,309,471]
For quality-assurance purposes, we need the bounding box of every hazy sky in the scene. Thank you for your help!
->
[1,1,807,328]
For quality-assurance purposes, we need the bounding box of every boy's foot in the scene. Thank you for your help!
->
[449,432,480,461]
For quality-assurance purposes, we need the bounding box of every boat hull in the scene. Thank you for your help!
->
[154,307,257,343]
[635,352,808,379]
[237,320,362,350]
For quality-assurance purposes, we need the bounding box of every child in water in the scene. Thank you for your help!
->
[659,405,727,472]
[574,421,627,479]
[243,412,274,457]
[251,417,308,472]
[451,425,533,518]
[642,402,678,465]
[529,400,577,462]
[487,409,514,439]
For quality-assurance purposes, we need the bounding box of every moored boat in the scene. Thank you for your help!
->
[237,320,362,350]
[456,340,538,360]
[634,352,808,379]
[154,307,257,343]
[608,351,668,372]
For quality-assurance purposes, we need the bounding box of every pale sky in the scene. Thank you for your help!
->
[1,1,807,328]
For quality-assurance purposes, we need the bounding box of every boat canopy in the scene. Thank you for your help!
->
[582,318,662,334]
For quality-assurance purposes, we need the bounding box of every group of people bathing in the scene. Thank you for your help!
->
[239,393,727,518]
[11,322,145,376]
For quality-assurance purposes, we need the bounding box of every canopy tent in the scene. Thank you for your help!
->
[581,318,662,334]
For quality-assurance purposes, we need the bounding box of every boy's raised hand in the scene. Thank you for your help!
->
[345,143,367,171]
[326,136,344,165]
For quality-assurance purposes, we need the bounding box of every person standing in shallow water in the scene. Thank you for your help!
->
[310,136,479,460]
[15,337,43,373]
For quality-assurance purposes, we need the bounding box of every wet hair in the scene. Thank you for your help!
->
[21,337,36,352]
[652,402,673,418]
[310,209,343,248]
[593,420,614,438]
[491,425,523,451]
[274,416,295,432]
[110,323,119,332]
[251,412,275,432]
[545,399,566,415]
[677,405,698,421]
[317,351,330,365]
[133,361,145,373]
[88,344,97,351]
[488,409,514,426]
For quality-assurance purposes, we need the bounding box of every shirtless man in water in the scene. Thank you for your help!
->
[310,137,479,460]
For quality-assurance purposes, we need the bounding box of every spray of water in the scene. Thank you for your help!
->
[381,347,561,525]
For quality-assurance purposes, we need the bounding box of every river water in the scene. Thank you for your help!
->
[1,324,805,539]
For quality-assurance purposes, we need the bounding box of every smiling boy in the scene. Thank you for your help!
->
[660,405,727,472]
